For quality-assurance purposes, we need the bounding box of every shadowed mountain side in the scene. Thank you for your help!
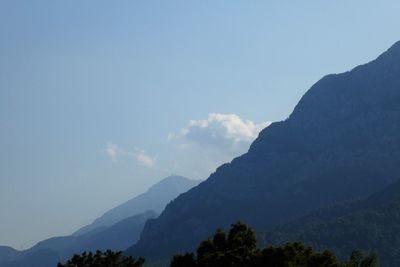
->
[264,179,400,267]
[74,175,199,236]
[127,41,400,261]
[0,210,157,267]
[0,247,19,263]
[0,249,58,267]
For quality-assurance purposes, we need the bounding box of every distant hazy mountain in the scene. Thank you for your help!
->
[128,41,400,261]
[0,175,198,267]
[35,210,157,259]
[0,248,59,267]
[74,175,199,236]
[265,179,400,266]
[0,210,156,267]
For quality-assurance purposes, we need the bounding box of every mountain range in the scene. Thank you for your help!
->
[74,175,199,235]
[3,41,400,267]
[0,176,198,267]
[127,41,400,266]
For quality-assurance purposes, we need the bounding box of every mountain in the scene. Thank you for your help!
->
[74,175,199,235]
[0,211,156,267]
[0,247,19,263]
[264,180,400,266]
[33,210,157,260]
[0,175,199,267]
[0,249,59,267]
[127,41,400,261]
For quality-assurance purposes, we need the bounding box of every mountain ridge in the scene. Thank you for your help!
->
[74,175,199,235]
[0,211,156,267]
[127,40,400,261]
[0,175,199,267]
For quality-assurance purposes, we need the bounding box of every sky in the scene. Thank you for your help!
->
[1,0,400,249]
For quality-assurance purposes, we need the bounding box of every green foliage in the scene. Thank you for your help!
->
[257,242,330,267]
[195,222,257,267]
[170,253,196,267]
[170,222,377,267]
[343,250,379,267]
[57,250,144,267]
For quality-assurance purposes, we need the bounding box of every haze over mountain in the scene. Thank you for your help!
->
[2,0,400,249]
[0,211,155,267]
[0,175,198,267]
[74,175,199,235]
[127,41,400,261]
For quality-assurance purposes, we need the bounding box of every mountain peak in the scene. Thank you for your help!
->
[289,40,400,122]
[147,175,201,193]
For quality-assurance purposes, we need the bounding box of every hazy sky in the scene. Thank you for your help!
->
[1,0,399,249]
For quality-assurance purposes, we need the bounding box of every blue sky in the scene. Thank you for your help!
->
[1,0,400,249]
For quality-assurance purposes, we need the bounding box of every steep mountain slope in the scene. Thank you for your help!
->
[127,41,400,260]
[74,175,199,235]
[265,180,400,266]
[0,211,156,267]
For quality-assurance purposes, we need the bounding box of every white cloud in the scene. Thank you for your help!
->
[134,150,157,167]
[165,113,271,180]
[105,143,157,168]
[169,113,271,154]
[106,142,119,162]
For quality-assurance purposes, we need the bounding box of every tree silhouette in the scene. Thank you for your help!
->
[170,222,378,267]
[57,250,144,267]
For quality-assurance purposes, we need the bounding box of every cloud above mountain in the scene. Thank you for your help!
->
[106,142,120,162]
[169,113,271,154]
[134,150,157,167]
[105,143,156,167]
[105,114,269,179]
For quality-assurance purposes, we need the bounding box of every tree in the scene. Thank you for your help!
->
[344,250,378,267]
[57,250,144,267]
[256,241,339,267]
[195,222,257,267]
[170,253,196,267]
[170,221,377,267]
